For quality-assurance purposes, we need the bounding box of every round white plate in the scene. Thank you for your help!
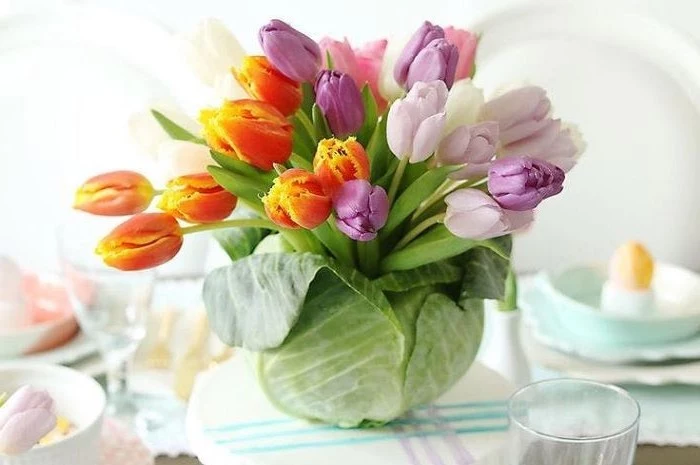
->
[187,357,513,465]
[472,2,700,272]
[14,331,97,366]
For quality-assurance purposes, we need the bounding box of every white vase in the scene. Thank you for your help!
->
[479,301,531,388]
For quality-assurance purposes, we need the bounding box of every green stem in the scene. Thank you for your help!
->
[181,218,278,235]
[295,110,317,143]
[394,213,445,250]
[290,152,313,170]
[387,156,409,205]
[153,189,165,196]
[499,267,518,311]
[411,179,452,222]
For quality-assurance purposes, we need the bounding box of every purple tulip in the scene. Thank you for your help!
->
[315,70,365,137]
[437,121,499,179]
[444,188,533,240]
[0,386,56,455]
[395,22,458,90]
[259,19,321,82]
[333,180,389,241]
[482,86,551,145]
[488,156,565,211]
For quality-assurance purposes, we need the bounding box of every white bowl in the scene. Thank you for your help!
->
[0,363,105,465]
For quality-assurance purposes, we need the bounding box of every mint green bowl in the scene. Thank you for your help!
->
[537,264,700,348]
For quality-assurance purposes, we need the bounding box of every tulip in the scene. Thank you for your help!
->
[313,137,370,196]
[259,19,321,82]
[444,79,485,135]
[394,21,445,89]
[354,39,388,111]
[234,56,302,117]
[315,70,365,137]
[199,99,294,171]
[501,119,585,173]
[262,169,332,229]
[405,38,458,91]
[96,213,183,271]
[74,171,154,216]
[319,38,359,78]
[0,386,56,455]
[481,86,551,145]
[156,140,213,180]
[487,156,565,211]
[437,122,499,179]
[387,80,448,163]
[157,173,237,224]
[444,188,533,240]
[333,180,389,242]
[180,18,247,93]
[444,27,478,81]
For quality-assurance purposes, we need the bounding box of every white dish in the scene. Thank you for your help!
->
[0,363,106,465]
[473,2,700,272]
[10,331,97,367]
[187,357,513,465]
[0,314,79,359]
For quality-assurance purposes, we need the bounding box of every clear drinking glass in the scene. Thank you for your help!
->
[56,216,154,418]
[507,379,640,465]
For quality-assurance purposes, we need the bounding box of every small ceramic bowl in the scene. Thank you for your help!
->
[538,263,700,346]
[0,363,105,465]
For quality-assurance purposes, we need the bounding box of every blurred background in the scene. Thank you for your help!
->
[1,0,699,274]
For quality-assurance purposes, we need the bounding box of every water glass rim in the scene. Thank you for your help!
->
[507,378,641,443]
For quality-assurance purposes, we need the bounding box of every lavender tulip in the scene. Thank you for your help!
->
[444,188,533,240]
[259,19,321,82]
[0,386,56,455]
[488,156,565,211]
[437,121,499,179]
[334,180,388,241]
[405,38,458,90]
[482,86,551,145]
[501,119,584,172]
[394,21,445,88]
[387,80,448,163]
[315,70,365,137]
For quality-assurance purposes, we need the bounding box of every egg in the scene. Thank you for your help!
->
[601,242,656,316]
[0,255,27,329]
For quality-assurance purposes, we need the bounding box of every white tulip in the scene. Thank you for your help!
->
[378,35,407,103]
[180,18,247,89]
[128,103,200,157]
[444,79,484,135]
[156,140,213,180]
[213,71,248,101]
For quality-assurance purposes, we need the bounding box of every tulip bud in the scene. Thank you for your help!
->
[394,21,445,89]
[488,156,565,211]
[262,169,332,229]
[608,241,654,291]
[444,188,533,240]
[74,171,154,216]
[313,137,370,196]
[0,386,56,455]
[481,86,551,145]
[333,180,388,242]
[234,56,302,117]
[259,19,321,82]
[318,38,359,78]
[96,213,183,271]
[444,27,478,81]
[437,122,499,179]
[199,99,294,171]
[157,173,237,224]
[404,38,458,91]
[314,70,365,137]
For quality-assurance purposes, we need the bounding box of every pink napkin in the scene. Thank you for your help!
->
[100,418,154,465]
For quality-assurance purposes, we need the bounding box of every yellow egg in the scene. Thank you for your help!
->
[608,241,654,290]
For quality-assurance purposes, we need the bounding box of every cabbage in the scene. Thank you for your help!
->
[204,233,510,426]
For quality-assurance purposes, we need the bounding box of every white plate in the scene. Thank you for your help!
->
[15,331,97,366]
[472,2,700,272]
[187,357,513,465]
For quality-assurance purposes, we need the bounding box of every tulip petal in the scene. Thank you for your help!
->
[156,140,213,180]
[386,100,414,158]
[410,112,445,162]
[0,409,56,454]
[444,79,484,134]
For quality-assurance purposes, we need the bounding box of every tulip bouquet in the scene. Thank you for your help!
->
[74,19,583,426]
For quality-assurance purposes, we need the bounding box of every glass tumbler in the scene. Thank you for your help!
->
[507,379,640,465]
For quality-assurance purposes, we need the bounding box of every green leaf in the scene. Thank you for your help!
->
[210,151,275,185]
[151,110,203,143]
[458,245,511,304]
[382,165,456,237]
[374,262,463,292]
[312,104,332,140]
[256,270,405,426]
[0,392,7,408]
[214,227,270,262]
[402,292,483,408]
[357,84,378,146]
[291,114,317,158]
[312,221,355,267]
[326,50,335,69]
[203,252,398,351]
[207,165,266,214]
[300,82,315,117]
[368,114,392,181]
[253,233,294,254]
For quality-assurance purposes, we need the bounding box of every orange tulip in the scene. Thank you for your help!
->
[74,171,154,216]
[199,99,293,171]
[313,137,370,196]
[234,56,302,117]
[96,213,183,271]
[157,173,237,224]
[262,169,331,229]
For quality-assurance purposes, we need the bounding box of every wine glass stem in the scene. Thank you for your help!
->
[105,356,134,416]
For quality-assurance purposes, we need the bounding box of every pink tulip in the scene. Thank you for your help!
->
[354,39,388,111]
[318,38,359,78]
[444,27,478,81]
[0,386,56,455]
[444,188,533,240]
